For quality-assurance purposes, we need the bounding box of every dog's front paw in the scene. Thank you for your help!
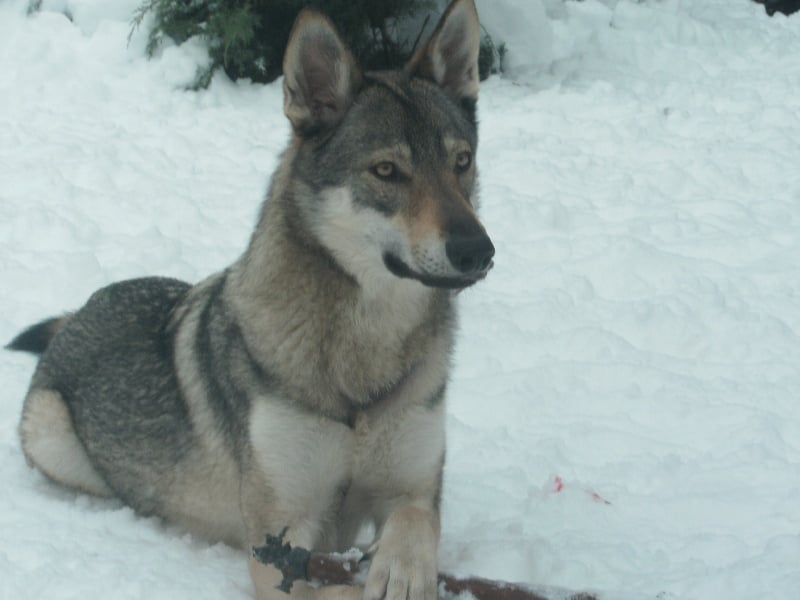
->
[364,549,438,600]
[363,506,438,600]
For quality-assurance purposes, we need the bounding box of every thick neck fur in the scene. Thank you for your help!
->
[224,144,456,421]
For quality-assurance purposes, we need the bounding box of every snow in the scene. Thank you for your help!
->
[1,0,799,598]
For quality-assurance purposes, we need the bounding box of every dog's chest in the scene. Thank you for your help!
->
[250,397,445,521]
[348,401,445,496]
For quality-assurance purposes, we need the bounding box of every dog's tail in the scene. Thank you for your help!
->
[6,315,70,355]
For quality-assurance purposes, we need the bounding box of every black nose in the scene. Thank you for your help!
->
[445,233,495,274]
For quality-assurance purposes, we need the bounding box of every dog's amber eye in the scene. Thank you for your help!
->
[371,162,396,180]
[455,151,472,173]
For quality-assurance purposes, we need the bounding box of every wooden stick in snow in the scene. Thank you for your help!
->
[252,529,597,600]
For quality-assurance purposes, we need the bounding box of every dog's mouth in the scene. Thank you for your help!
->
[382,253,492,290]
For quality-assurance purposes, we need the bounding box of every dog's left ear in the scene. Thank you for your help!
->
[282,10,362,136]
[406,0,481,102]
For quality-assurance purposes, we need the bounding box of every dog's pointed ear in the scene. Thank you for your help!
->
[282,10,362,136]
[406,0,481,102]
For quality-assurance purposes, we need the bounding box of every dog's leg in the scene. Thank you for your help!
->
[249,554,362,600]
[246,516,316,600]
[19,388,113,497]
[246,519,362,600]
[244,398,357,598]
[242,464,360,600]
[244,499,365,600]
[364,501,440,600]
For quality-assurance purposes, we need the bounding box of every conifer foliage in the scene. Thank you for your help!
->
[131,0,441,88]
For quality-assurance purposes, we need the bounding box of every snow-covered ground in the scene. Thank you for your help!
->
[2,0,799,598]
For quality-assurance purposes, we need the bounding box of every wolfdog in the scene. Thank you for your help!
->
[7,0,493,597]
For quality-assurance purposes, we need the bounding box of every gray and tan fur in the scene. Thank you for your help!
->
[7,1,493,598]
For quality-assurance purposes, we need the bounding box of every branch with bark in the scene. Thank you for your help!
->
[253,529,597,600]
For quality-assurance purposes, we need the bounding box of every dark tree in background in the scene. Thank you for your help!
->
[753,0,800,16]
[131,0,503,88]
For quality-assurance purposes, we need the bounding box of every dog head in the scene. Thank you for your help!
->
[282,0,493,291]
